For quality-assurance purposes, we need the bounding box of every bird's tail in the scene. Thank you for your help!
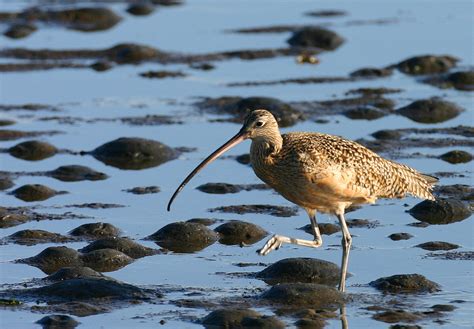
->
[385,161,438,201]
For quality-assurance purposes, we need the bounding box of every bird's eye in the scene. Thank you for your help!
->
[256,120,265,127]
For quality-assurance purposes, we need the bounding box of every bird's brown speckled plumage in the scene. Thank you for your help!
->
[168,108,438,292]
[250,130,436,214]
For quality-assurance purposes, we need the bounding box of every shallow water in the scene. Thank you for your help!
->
[1,0,473,328]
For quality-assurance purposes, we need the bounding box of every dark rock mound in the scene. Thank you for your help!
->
[81,249,134,272]
[0,209,29,228]
[395,55,458,75]
[425,251,474,260]
[6,229,72,246]
[139,70,186,78]
[431,304,456,312]
[92,137,177,170]
[197,182,242,194]
[186,218,219,226]
[389,324,422,329]
[0,176,14,190]
[127,3,155,16]
[4,24,37,39]
[90,61,113,72]
[349,67,393,78]
[69,222,120,239]
[369,274,440,293]
[209,204,298,217]
[30,278,147,300]
[397,98,462,123]
[123,186,160,194]
[36,314,79,329]
[105,43,161,64]
[434,184,473,201]
[256,258,340,286]
[202,308,284,329]
[343,107,389,120]
[45,267,106,282]
[47,7,122,32]
[79,237,160,258]
[48,165,108,182]
[11,184,61,202]
[373,310,422,323]
[8,140,57,160]
[371,129,403,140]
[424,70,474,91]
[439,150,472,164]
[147,222,219,253]
[17,246,83,274]
[214,220,267,245]
[287,27,344,50]
[306,10,347,17]
[388,233,413,241]
[408,199,471,224]
[261,283,343,308]
[299,222,342,235]
[197,96,304,127]
[415,241,460,251]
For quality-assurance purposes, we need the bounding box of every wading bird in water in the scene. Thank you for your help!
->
[167,109,437,292]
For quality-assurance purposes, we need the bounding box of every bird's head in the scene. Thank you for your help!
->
[167,109,279,211]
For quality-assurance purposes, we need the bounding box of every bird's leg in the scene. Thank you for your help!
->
[258,210,323,256]
[337,212,352,292]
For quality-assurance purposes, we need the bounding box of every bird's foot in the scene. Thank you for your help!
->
[258,234,283,256]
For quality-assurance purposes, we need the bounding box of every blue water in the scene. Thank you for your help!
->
[0,0,473,328]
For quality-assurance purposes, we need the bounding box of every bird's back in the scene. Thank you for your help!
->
[258,132,437,211]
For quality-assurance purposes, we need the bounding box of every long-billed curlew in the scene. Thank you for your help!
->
[167,109,438,292]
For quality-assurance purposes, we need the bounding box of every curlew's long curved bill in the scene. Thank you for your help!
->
[167,129,249,211]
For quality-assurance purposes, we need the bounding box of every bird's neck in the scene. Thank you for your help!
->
[250,133,283,161]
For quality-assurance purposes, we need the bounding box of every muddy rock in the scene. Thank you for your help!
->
[147,222,219,252]
[349,67,393,78]
[287,27,344,50]
[397,98,462,123]
[69,222,120,239]
[0,176,14,190]
[6,229,73,246]
[79,237,160,258]
[434,184,473,201]
[81,249,134,272]
[346,87,402,96]
[202,309,284,329]
[127,3,155,16]
[122,186,160,194]
[4,23,37,39]
[235,153,250,165]
[256,258,341,286]
[209,204,298,217]
[139,70,186,78]
[343,107,389,120]
[45,267,107,282]
[439,150,472,164]
[105,43,161,64]
[389,325,422,329]
[388,233,413,241]
[0,129,61,141]
[17,246,83,274]
[8,140,57,161]
[31,301,109,317]
[347,218,380,228]
[0,209,29,228]
[11,184,63,202]
[415,241,460,251]
[0,119,16,126]
[36,314,79,329]
[29,277,148,300]
[408,199,471,224]
[371,129,403,140]
[186,218,219,226]
[90,61,113,72]
[214,220,268,245]
[369,274,440,293]
[394,55,458,75]
[92,137,177,170]
[197,182,268,194]
[48,165,108,182]
[44,7,121,32]
[306,10,347,17]
[431,304,456,312]
[373,310,422,323]
[425,251,474,260]
[261,283,343,308]
[423,70,474,91]
[300,222,340,235]
[197,96,304,127]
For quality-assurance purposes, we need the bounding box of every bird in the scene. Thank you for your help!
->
[167,109,438,292]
